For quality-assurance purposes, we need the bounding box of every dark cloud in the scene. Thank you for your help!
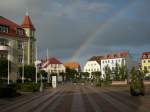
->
[0,0,150,64]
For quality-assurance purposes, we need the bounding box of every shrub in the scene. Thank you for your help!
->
[0,84,17,98]
[130,68,145,96]
[17,82,40,92]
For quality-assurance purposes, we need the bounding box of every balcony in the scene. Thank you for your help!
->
[0,45,9,51]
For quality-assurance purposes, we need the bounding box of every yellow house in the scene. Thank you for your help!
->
[141,52,150,73]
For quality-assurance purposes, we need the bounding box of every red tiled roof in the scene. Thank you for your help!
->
[89,56,104,63]
[42,57,62,68]
[21,15,35,30]
[0,16,26,38]
[64,61,80,69]
[88,51,129,62]
[141,52,150,59]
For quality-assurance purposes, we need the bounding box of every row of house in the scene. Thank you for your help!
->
[83,51,150,79]
[39,57,81,81]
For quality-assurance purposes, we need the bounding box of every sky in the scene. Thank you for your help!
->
[0,0,150,67]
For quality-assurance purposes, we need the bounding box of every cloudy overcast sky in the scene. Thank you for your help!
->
[0,0,150,66]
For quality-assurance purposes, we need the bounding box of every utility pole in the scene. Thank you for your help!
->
[22,42,24,83]
[7,48,10,85]
[35,46,38,84]
[47,48,50,83]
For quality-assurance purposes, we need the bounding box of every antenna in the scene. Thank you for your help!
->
[26,8,29,16]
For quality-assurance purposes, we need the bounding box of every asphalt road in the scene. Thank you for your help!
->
[0,83,150,112]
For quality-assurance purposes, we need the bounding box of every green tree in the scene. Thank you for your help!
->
[65,67,78,81]
[104,65,111,81]
[80,72,89,79]
[91,71,101,86]
[143,67,149,78]
[19,65,36,80]
[119,65,128,80]
[130,67,145,96]
[38,70,47,78]
[0,58,11,78]
[114,63,120,80]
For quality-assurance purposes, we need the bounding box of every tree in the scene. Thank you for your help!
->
[0,58,11,78]
[119,64,128,80]
[130,67,145,96]
[19,65,36,80]
[38,70,47,78]
[143,67,149,78]
[80,72,89,79]
[104,65,111,81]
[65,67,78,81]
[91,71,101,86]
[114,63,120,80]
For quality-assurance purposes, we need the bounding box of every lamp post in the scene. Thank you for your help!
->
[7,48,10,85]
[22,42,24,83]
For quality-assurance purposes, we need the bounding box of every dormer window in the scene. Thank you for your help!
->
[16,28,24,36]
[0,25,9,33]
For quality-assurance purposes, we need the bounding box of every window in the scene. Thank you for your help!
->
[16,28,24,36]
[112,60,114,64]
[18,55,23,63]
[148,60,150,63]
[0,25,9,33]
[143,60,146,63]
[0,38,8,46]
[18,41,23,49]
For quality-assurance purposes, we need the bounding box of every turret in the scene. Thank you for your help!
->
[21,11,36,65]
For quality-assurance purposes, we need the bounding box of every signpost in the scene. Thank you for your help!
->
[52,76,57,88]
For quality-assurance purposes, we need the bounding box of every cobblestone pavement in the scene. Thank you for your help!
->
[0,83,150,112]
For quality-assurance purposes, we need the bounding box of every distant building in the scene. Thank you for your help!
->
[0,14,36,81]
[141,52,150,73]
[64,61,81,72]
[41,57,65,74]
[101,51,134,79]
[83,56,103,79]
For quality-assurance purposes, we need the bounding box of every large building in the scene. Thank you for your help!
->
[0,14,36,81]
[84,51,134,79]
[141,52,150,73]
[100,51,133,79]
[83,56,103,79]
[64,61,81,72]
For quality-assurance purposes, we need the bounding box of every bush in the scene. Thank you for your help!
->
[0,84,17,98]
[102,80,112,86]
[17,82,40,92]
[130,68,145,96]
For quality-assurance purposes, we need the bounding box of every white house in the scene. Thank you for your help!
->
[101,51,134,79]
[83,56,103,79]
[42,57,65,74]
[41,57,65,82]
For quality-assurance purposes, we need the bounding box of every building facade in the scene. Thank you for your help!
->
[64,61,81,72]
[101,51,133,79]
[42,57,65,78]
[83,56,103,79]
[141,52,150,73]
[0,14,36,81]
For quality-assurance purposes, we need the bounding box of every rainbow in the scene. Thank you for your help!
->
[69,1,137,61]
